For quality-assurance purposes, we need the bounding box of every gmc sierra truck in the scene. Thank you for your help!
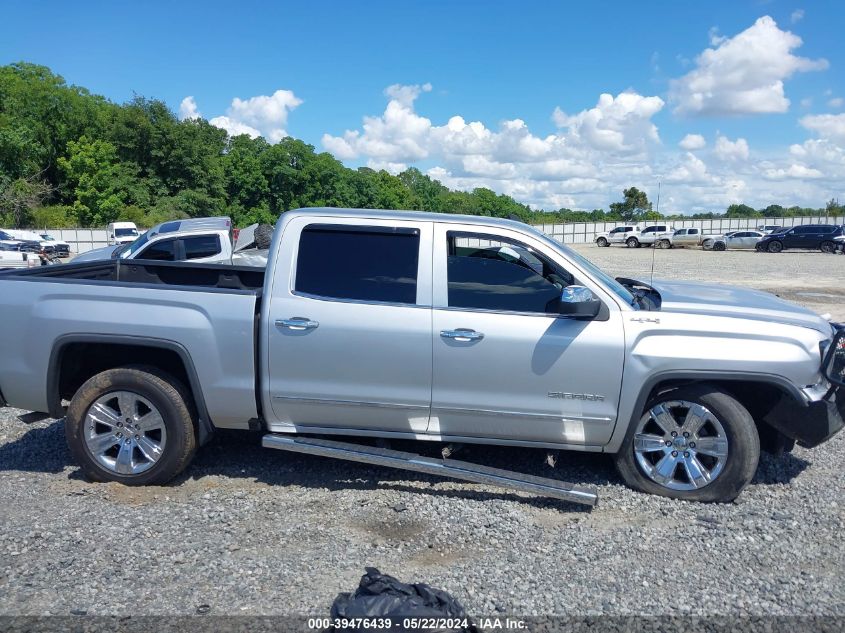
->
[1,209,843,505]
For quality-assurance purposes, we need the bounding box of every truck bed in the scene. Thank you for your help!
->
[0,259,261,429]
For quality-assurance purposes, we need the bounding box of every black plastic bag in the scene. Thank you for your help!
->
[330,567,477,632]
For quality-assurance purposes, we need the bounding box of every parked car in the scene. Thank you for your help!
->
[5,229,63,256]
[757,225,783,234]
[755,224,845,253]
[0,249,39,270]
[38,233,71,257]
[703,230,765,251]
[107,221,140,245]
[594,225,640,247]
[73,217,269,267]
[1,208,843,505]
[671,227,704,248]
[635,224,675,249]
[0,229,42,253]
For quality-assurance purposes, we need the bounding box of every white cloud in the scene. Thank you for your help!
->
[207,116,262,139]
[665,152,712,183]
[186,89,303,142]
[800,113,845,145]
[178,96,201,120]
[552,92,665,153]
[800,97,813,108]
[828,97,844,109]
[763,164,823,179]
[714,135,750,161]
[790,9,804,23]
[669,16,828,116]
[679,133,706,150]
[320,76,845,213]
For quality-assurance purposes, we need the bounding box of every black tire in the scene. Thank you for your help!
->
[626,237,639,248]
[767,240,783,253]
[658,239,671,249]
[253,224,274,250]
[713,242,726,251]
[820,241,836,254]
[65,366,197,485]
[596,237,608,247]
[614,383,759,503]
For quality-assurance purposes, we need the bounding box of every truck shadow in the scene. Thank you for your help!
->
[0,420,814,504]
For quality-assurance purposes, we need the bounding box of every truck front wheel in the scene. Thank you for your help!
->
[65,366,197,485]
[614,384,759,502]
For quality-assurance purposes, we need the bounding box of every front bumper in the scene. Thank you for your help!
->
[764,387,845,448]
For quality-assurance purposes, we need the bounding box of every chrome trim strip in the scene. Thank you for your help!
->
[271,395,429,410]
[432,405,613,424]
[266,423,605,452]
[291,290,431,310]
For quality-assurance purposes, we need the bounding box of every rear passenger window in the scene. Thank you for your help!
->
[184,235,221,260]
[295,225,419,304]
[139,239,176,261]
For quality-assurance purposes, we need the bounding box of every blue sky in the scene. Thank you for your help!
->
[2,0,844,213]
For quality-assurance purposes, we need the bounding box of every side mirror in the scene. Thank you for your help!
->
[823,329,845,388]
[558,285,601,319]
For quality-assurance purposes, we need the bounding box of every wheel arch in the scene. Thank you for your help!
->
[607,371,807,453]
[47,334,215,444]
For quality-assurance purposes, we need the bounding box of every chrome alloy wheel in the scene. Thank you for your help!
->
[633,400,729,491]
[83,391,167,476]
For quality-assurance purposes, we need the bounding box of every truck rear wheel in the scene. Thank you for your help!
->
[614,384,759,502]
[626,237,639,248]
[65,366,197,485]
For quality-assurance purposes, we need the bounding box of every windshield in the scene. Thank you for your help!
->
[115,228,139,237]
[120,231,150,258]
[532,229,637,307]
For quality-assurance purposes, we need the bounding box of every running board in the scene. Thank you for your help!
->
[262,434,598,507]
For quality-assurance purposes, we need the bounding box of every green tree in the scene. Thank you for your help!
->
[725,203,759,218]
[608,187,653,222]
[58,136,139,226]
[0,174,54,227]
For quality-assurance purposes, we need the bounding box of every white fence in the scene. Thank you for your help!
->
[39,228,111,254]
[533,215,845,245]
[37,215,845,253]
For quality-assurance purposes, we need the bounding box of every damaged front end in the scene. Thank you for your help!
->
[765,324,845,449]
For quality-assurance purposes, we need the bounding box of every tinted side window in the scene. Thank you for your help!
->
[184,235,221,260]
[295,225,419,304]
[446,232,575,314]
[793,226,812,234]
[689,229,699,235]
[139,239,176,261]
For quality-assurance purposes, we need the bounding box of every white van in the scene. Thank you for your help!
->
[107,222,139,245]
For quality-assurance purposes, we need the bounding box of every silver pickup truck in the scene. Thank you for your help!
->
[1,209,843,504]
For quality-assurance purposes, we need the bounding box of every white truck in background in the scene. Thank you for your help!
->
[73,217,271,267]
[594,225,641,247]
[107,222,140,245]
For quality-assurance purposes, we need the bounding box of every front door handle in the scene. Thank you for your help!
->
[276,318,319,331]
[440,328,484,342]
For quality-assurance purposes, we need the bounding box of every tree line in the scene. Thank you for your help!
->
[0,62,841,229]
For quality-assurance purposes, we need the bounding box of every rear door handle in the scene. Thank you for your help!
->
[276,318,319,331]
[440,328,484,342]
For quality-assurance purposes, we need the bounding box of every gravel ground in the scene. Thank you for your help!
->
[1,246,844,617]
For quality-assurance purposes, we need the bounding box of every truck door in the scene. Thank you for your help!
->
[264,217,433,434]
[429,224,625,446]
